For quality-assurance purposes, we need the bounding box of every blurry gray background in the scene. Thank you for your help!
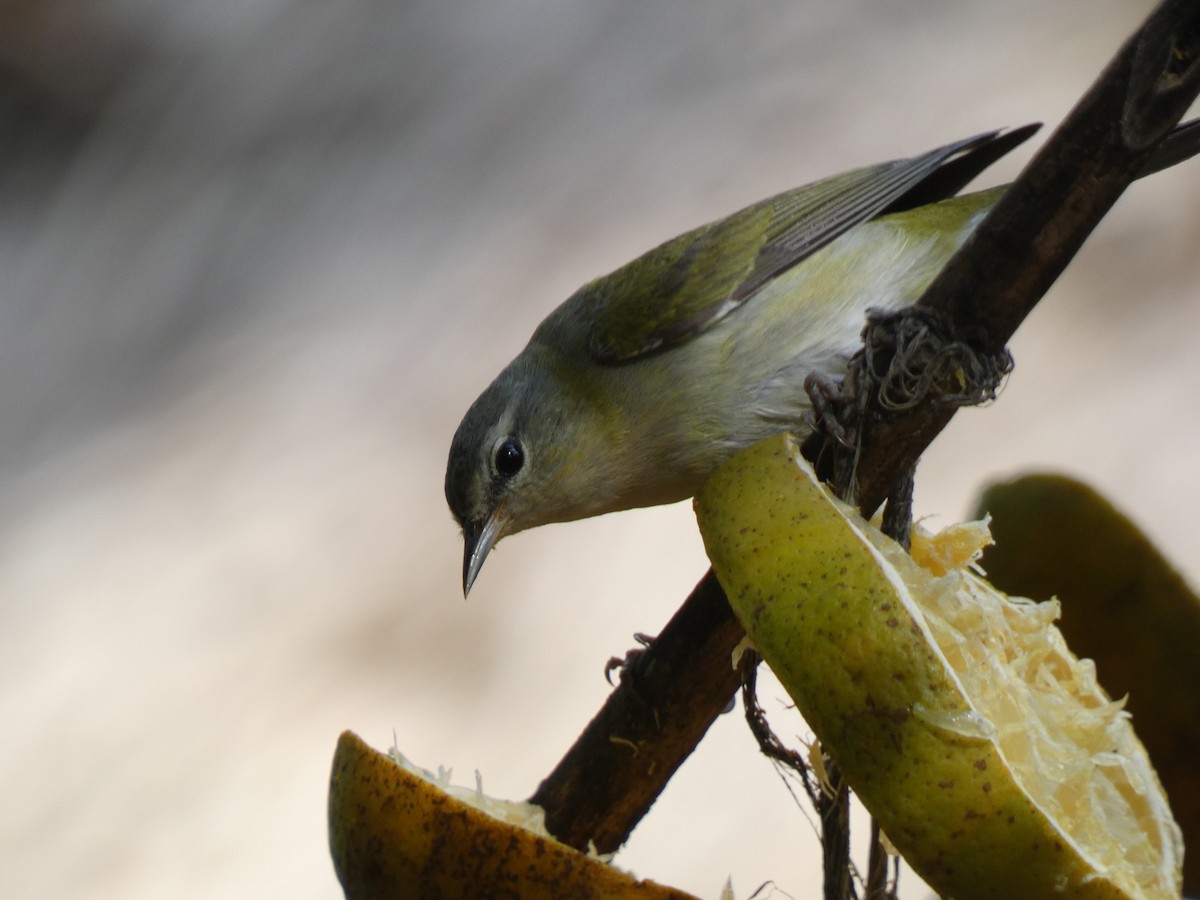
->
[1,1,1196,898]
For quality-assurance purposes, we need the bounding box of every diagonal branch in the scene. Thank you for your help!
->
[528,0,1200,860]
[852,0,1200,515]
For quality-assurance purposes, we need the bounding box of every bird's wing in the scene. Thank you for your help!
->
[586,126,1038,363]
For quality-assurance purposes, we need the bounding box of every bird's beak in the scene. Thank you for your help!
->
[462,507,505,597]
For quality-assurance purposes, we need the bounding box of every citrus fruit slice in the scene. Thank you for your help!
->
[694,434,1183,899]
[328,730,701,900]
[976,473,1200,894]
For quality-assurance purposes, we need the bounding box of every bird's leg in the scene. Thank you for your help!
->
[803,367,869,504]
[803,305,1014,512]
[803,371,853,448]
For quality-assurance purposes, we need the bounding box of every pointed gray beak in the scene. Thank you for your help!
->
[462,509,504,596]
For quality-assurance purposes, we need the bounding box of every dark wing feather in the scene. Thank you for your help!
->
[587,127,1037,363]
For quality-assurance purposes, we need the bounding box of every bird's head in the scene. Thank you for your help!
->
[445,348,618,595]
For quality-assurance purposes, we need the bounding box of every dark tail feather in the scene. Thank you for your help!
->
[881,123,1043,214]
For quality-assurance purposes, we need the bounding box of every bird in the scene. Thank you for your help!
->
[446,120,1200,595]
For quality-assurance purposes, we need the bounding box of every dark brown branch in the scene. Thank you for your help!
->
[529,0,1200,861]
[853,0,1200,515]
[528,570,748,852]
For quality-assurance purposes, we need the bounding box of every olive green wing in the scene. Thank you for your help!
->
[586,127,1034,363]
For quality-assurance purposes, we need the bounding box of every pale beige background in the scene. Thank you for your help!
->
[1,2,1196,898]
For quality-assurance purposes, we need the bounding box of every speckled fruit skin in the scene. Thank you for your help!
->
[327,731,699,900]
[694,434,1136,900]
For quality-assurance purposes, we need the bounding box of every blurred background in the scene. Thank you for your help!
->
[1,1,1196,897]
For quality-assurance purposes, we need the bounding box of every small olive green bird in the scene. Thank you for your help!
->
[447,121,1200,594]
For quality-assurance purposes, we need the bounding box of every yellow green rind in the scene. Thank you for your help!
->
[694,434,1169,900]
[328,730,700,900]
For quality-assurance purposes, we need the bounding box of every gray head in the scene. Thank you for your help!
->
[446,344,597,595]
[446,338,634,595]
[445,371,528,594]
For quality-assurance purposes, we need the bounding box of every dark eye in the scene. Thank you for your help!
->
[494,438,524,478]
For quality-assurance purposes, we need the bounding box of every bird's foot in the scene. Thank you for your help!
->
[803,371,854,448]
[604,632,656,688]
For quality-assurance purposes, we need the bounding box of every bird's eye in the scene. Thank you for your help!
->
[494,438,525,478]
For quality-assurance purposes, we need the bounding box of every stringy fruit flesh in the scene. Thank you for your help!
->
[694,434,1183,900]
